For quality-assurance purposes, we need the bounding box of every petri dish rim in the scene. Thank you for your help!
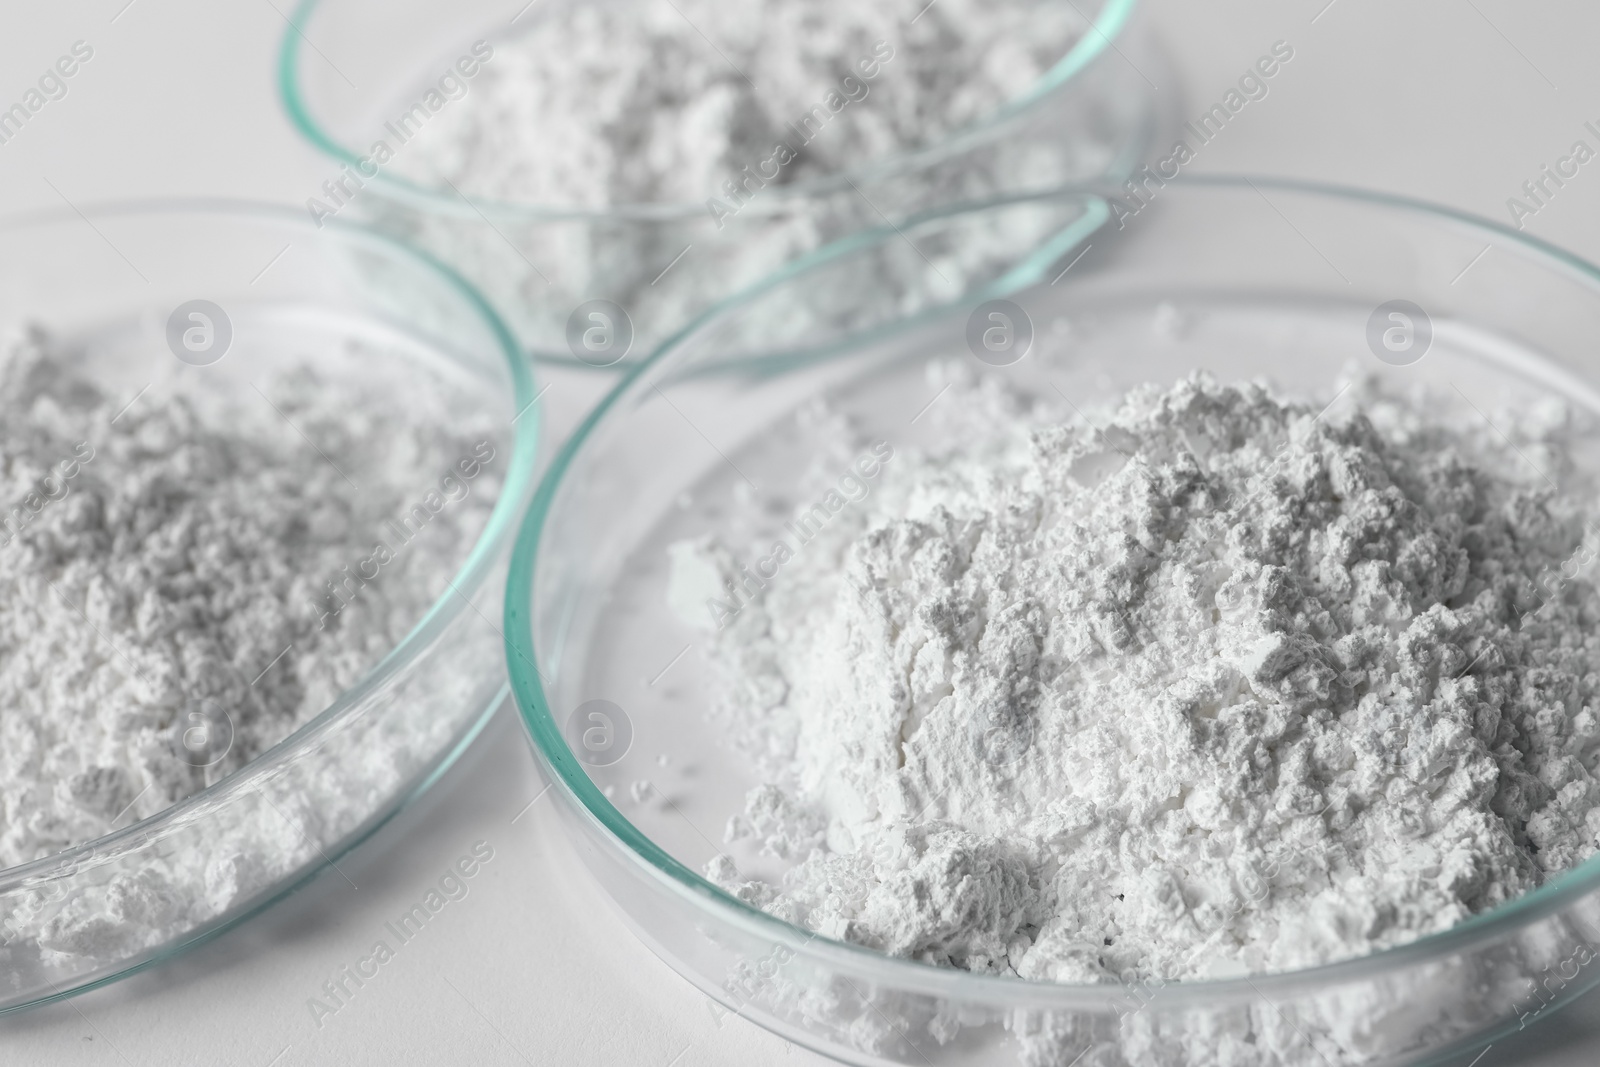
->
[504,173,1600,1012]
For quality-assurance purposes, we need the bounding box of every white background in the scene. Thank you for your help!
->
[4,0,1600,1063]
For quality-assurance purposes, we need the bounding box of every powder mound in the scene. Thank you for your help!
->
[0,327,499,871]
[391,2,1115,361]
[695,371,1600,982]
[407,0,1082,209]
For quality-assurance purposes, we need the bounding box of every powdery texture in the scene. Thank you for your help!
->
[688,370,1600,986]
[379,0,1125,355]
[0,326,499,872]
[408,0,1082,210]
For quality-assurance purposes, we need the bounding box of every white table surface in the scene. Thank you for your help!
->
[4,0,1600,1063]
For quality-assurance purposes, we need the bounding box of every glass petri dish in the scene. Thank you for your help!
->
[0,201,538,1013]
[278,0,1164,367]
[505,176,1600,1065]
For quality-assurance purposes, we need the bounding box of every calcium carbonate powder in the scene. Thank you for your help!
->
[382,0,1120,353]
[0,325,499,874]
[675,367,1600,986]
[407,0,1084,210]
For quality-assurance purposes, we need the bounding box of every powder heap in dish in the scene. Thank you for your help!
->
[407,0,1085,210]
[0,326,500,871]
[386,0,1109,356]
[681,370,1600,982]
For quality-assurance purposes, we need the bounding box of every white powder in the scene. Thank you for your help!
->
[0,325,500,874]
[679,367,1600,991]
[410,0,1084,210]
[385,0,1122,352]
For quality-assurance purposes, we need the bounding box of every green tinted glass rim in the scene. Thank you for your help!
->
[277,0,1144,222]
[505,174,1600,1004]
[0,688,503,1017]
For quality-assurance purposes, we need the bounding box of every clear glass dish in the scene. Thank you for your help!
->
[505,176,1600,1065]
[0,202,538,1013]
[278,0,1163,366]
